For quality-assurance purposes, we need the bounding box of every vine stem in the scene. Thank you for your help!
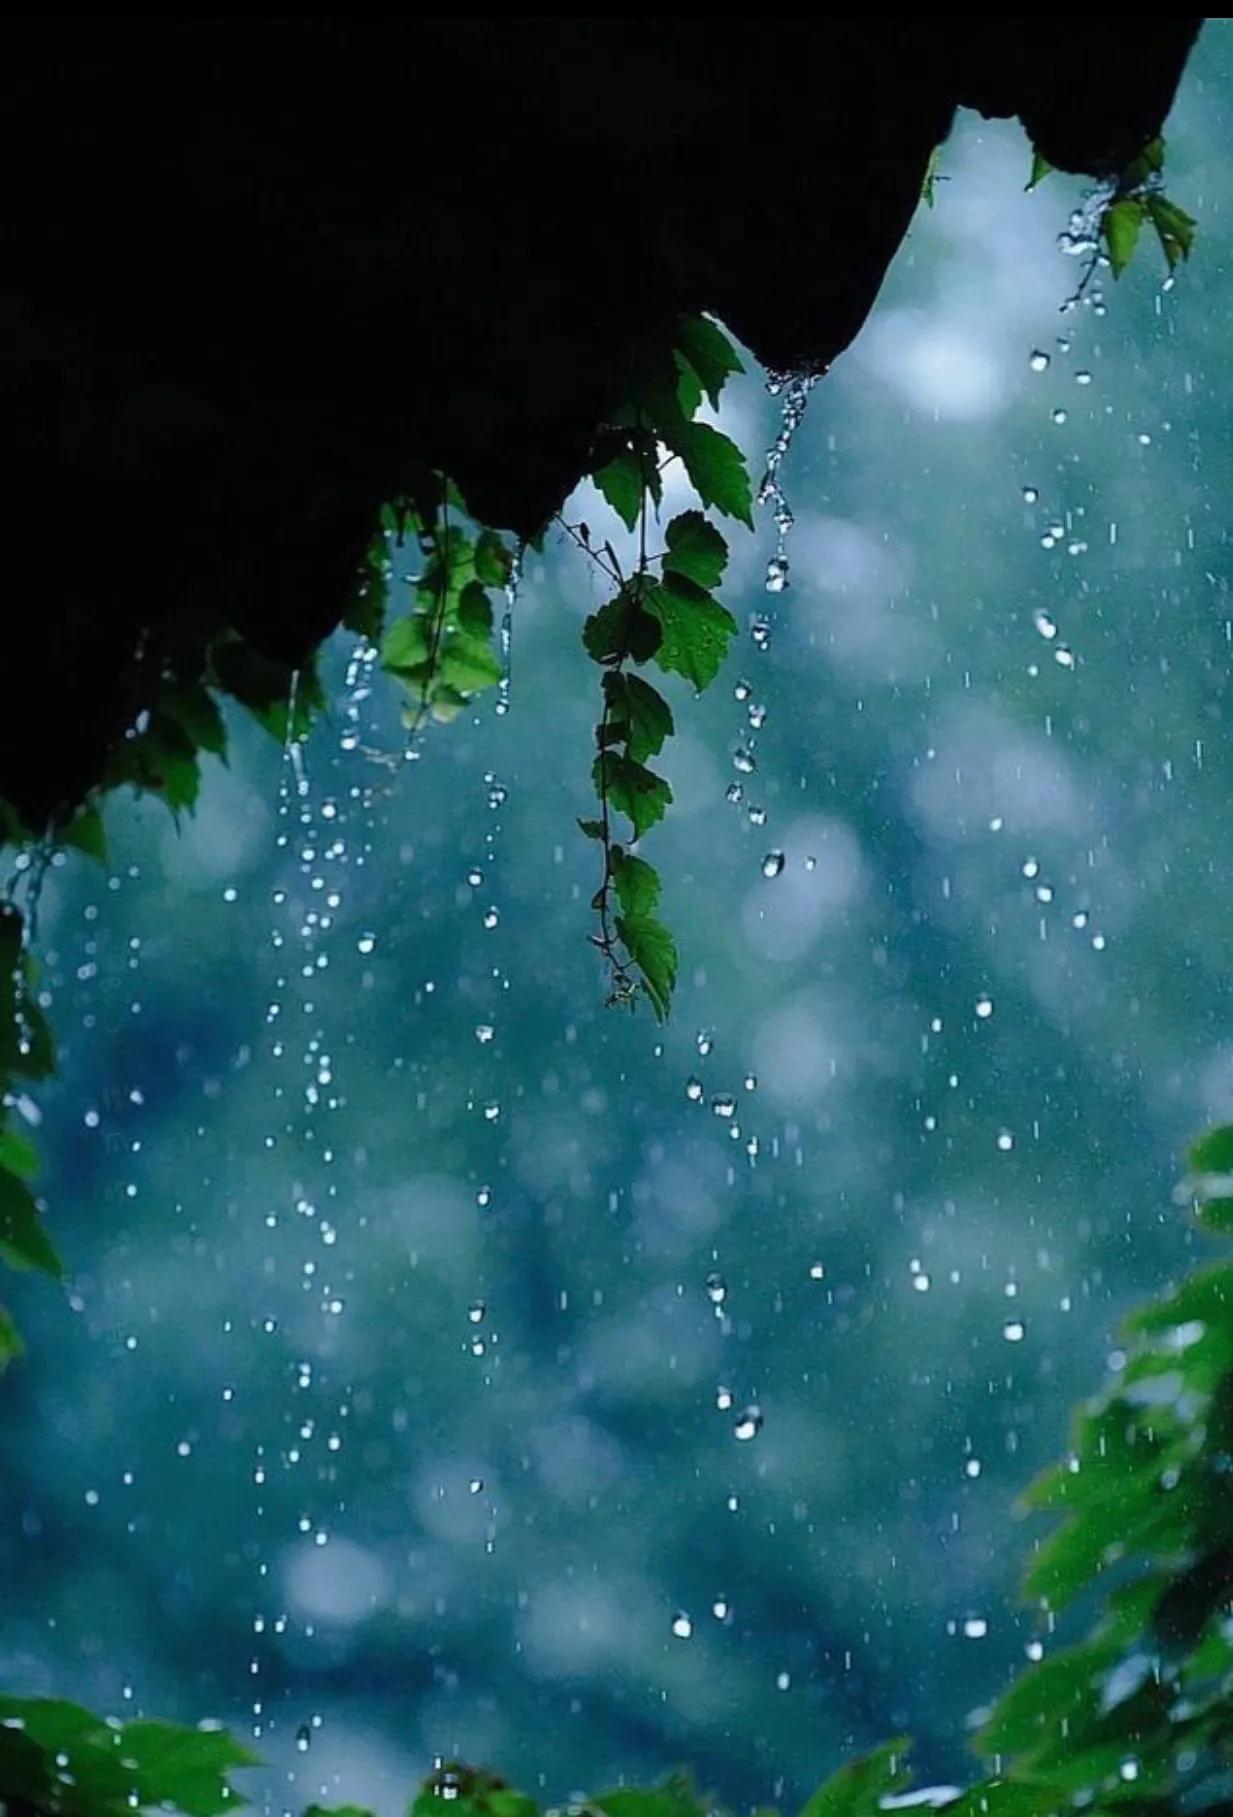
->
[405,483,453,742]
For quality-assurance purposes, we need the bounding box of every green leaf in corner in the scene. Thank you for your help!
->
[647,574,738,692]
[0,1123,38,1179]
[1104,197,1145,277]
[616,911,677,1021]
[797,1740,913,1817]
[60,803,107,863]
[0,1303,23,1371]
[664,510,729,589]
[674,315,744,408]
[110,1719,261,1817]
[1027,150,1054,191]
[593,754,672,839]
[0,1167,61,1277]
[664,422,754,527]
[1189,1127,1233,1174]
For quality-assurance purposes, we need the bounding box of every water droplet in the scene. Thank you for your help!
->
[997,1130,1015,1152]
[761,851,785,879]
[1022,486,1039,504]
[468,1300,486,1324]
[295,1725,311,1753]
[1026,1639,1044,1661]
[733,1404,763,1441]
[750,618,772,652]
[475,1024,495,1044]
[1075,370,1093,385]
[469,1478,484,1495]
[765,557,789,594]
[705,1271,728,1304]
[965,1458,982,1478]
[733,749,756,775]
[356,933,376,955]
[776,1671,791,1690]
[912,1271,931,1293]
[1003,1319,1026,1343]
[1033,610,1058,641]
[975,995,993,1019]
[715,1384,734,1411]
[962,1616,988,1640]
[686,1076,704,1103]
[1051,408,1068,425]
[809,1261,826,1280]
[1029,350,1050,372]
[712,1597,730,1621]
[725,782,744,805]
[671,1612,693,1639]
[1054,645,1076,668]
[711,1095,737,1119]
[696,1030,713,1058]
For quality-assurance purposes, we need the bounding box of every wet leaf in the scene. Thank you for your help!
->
[664,511,729,590]
[1104,199,1145,278]
[674,315,744,408]
[647,575,738,691]
[594,754,671,839]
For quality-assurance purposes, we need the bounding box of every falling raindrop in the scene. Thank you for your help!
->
[962,1617,989,1640]
[1003,1320,1026,1343]
[705,1271,728,1304]
[671,1612,693,1639]
[761,851,785,879]
[711,1095,737,1120]
[975,995,994,1019]
[733,1404,763,1441]
[1029,351,1050,372]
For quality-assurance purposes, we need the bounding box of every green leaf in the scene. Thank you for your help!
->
[1147,194,1195,267]
[473,529,513,587]
[162,683,228,758]
[0,1303,23,1372]
[975,1642,1117,1759]
[583,591,662,667]
[647,575,738,692]
[0,1123,38,1179]
[663,511,729,589]
[439,630,502,694]
[593,443,659,533]
[612,851,662,918]
[594,754,672,839]
[1121,136,1165,190]
[605,674,674,761]
[457,580,494,636]
[1104,198,1145,278]
[60,803,108,863]
[0,1167,61,1277]
[666,422,754,526]
[211,638,320,743]
[109,1720,260,1817]
[1027,151,1054,191]
[577,819,606,841]
[382,614,432,673]
[1189,1127,1233,1174]
[674,315,744,408]
[797,1740,913,1817]
[615,910,677,1021]
[305,1807,374,1817]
